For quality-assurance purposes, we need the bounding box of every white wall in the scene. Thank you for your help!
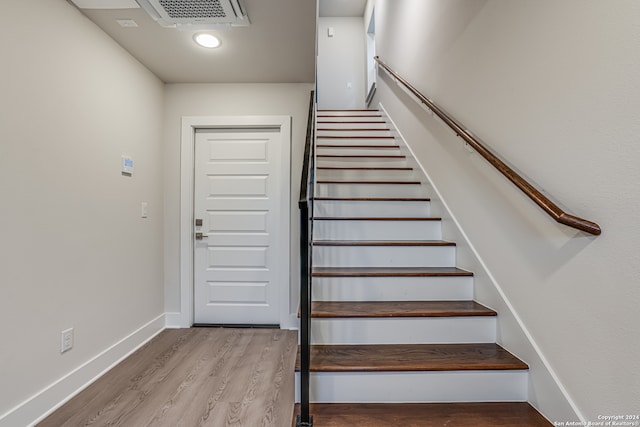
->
[317,17,366,109]
[163,83,314,327]
[373,0,640,422]
[0,1,165,425]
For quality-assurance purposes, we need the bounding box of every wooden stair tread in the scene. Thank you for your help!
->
[317,115,383,118]
[314,217,440,221]
[317,109,379,112]
[316,144,399,149]
[317,128,391,131]
[314,197,430,202]
[312,266,472,277]
[310,301,496,318]
[295,343,529,372]
[292,403,553,427]
[317,167,412,170]
[316,154,405,158]
[317,180,420,185]
[313,240,455,247]
[317,120,387,124]
[317,135,394,139]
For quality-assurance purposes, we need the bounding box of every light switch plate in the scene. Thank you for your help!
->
[121,156,134,175]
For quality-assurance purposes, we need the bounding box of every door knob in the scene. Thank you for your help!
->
[195,232,207,240]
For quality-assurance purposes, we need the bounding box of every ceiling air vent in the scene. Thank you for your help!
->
[136,0,250,30]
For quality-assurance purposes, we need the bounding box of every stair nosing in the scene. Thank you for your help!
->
[317,109,380,112]
[316,145,399,149]
[317,128,392,132]
[308,301,497,318]
[317,121,387,124]
[317,180,421,185]
[312,240,455,247]
[317,155,406,158]
[292,403,553,427]
[313,217,441,221]
[317,167,413,170]
[295,343,529,372]
[317,135,394,139]
[317,115,383,118]
[314,197,430,202]
[312,266,472,277]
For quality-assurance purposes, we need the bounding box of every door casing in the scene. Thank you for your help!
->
[178,115,292,328]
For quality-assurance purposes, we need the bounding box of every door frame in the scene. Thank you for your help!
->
[178,115,291,328]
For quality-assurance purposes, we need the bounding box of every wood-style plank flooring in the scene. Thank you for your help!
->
[39,328,297,427]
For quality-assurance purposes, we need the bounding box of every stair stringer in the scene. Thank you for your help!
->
[378,102,581,423]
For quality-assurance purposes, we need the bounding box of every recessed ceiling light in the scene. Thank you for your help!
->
[193,33,221,49]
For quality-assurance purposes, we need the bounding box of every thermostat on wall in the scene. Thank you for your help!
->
[121,156,134,175]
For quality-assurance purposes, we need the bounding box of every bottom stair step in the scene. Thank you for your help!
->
[292,402,553,426]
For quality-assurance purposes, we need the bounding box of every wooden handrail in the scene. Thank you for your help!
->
[374,56,601,236]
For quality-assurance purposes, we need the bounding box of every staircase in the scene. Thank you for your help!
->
[294,110,553,426]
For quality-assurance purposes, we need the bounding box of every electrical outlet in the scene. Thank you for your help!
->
[61,328,74,353]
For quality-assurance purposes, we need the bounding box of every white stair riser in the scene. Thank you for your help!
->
[316,122,388,129]
[313,245,456,268]
[314,200,431,217]
[316,137,396,146]
[317,130,392,137]
[295,370,528,403]
[317,169,415,180]
[312,276,474,301]
[317,158,409,168]
[314,220,442,241]
[316,147,401,157]
[316,183,424,198]
[310,317,496,344]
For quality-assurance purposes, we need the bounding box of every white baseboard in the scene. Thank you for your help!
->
[164,311,187,328]
[379,101,581,422]
[282,313,300,330]
[0,314,166,427]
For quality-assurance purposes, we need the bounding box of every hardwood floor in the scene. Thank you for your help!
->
[39,328,297,427]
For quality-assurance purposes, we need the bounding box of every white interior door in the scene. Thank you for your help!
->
[193,127,286,325]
